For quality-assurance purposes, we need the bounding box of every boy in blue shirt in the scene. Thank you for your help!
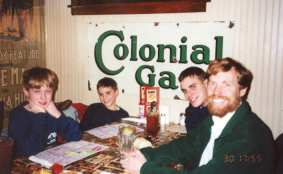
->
[8,67,81,157]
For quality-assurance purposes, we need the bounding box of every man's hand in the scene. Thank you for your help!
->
[121,150,146,174]
[45,101,61,119]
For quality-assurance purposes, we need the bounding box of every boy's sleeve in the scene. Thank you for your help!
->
[56,113,81,141]
[140,139,194,174]
[140,133,201,174]
[141,130,201,162]
[80,106,94,131]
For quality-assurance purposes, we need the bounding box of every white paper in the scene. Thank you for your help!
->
[100,171,114,174]
[87,123,144,139]
[29,140,108,167]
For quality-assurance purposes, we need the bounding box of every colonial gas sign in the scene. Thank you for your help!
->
[90,22,234,91]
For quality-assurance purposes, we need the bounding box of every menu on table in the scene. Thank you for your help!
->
[86,123,144,139]
[29,140,108,168]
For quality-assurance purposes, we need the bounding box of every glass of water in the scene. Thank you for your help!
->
[118,126,136,153]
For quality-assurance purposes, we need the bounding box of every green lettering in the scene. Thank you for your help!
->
[139,44,155,62]
[215,36,223,59]
[135,65,155,86]
[157,44,176,63]
[130,35,138,61]
[95,30,124,75]
[158,71,178,89]
[114,43,129,60]
[179,36,188,63]
[190,45,210,64]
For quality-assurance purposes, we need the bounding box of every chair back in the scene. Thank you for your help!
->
[0,101,4,135]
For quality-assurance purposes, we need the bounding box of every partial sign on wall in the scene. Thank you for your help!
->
[89,21,235,99]
[0,0,45,130]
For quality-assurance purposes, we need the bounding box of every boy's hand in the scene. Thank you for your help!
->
[45,101,61,119]
[28,102,46,113]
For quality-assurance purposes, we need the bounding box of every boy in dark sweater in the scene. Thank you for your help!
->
[178,67,209,132]
[8,67,81,157]
[80,77,129,131]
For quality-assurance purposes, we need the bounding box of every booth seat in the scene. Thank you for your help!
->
[71,103,88,122]
[275,133,283,174]
[57,100,88,123]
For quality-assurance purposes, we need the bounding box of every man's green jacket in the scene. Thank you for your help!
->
[141,101,275,174]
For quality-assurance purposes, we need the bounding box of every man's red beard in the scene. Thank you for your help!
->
[207,95,240,117]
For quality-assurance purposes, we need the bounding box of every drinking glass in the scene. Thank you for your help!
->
[118,126,136,153]
[146,113,160,137]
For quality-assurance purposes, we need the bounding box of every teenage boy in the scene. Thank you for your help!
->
[8,67,81,157]
[121,57,274,174]
[80,77,129,131]
[179,67,209,132]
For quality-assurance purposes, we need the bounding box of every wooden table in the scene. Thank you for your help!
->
[11,122,185,174]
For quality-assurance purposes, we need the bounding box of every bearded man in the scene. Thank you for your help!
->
[121,57,275,174]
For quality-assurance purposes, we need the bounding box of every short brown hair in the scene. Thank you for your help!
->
[207,57,253,100]
[178,66,207,82]
[23,67,59,91]
[97,77,118,91]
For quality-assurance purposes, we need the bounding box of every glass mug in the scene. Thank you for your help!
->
[118,126,136,153]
